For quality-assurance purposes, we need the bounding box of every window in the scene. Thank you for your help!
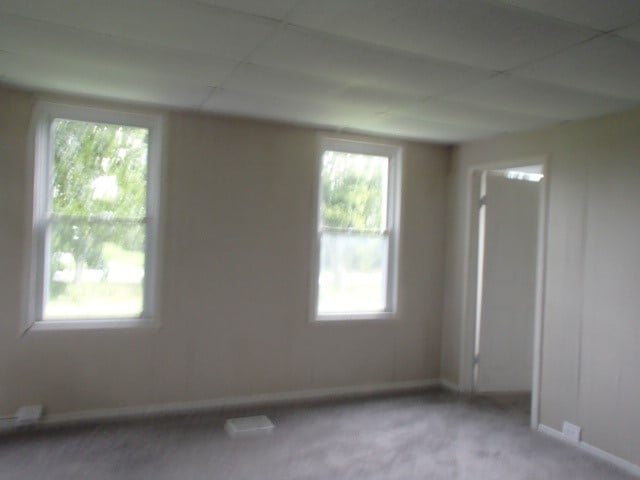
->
[312,138,401,321]
[27,103,163,328]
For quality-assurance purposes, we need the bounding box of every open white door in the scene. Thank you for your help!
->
[475,172,540,393]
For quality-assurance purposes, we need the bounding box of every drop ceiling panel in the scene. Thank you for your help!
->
[219,68,428,118]
[0,16,237,86]
[249,27,493,96]
[618,22,640,42]
[222,64,345,102]
[356,113,500,143]
[0,0,276,59]
[450,74,636,119]
[334,48,494,96]
[195,0,299,20]
[1,0,639,143]
[400,98,556,131]
[248,27,372,81]
[203,88,373,127]
[334,86,427,114]
[517,35,640,99]
[288,0,594,70]
[498,0,640,32]
[0,51,211,108]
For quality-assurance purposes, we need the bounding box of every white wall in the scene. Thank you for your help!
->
[446,106,640,467]
[0,85,449,416]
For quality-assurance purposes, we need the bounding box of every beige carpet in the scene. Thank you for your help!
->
[0,390,636,479]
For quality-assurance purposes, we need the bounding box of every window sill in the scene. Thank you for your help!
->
[24,317,158,333]
[314,312,396,323]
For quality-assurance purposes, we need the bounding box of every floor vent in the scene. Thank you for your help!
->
[225,415,274,438]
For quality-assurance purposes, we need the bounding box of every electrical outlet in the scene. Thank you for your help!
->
[15,405,44,426]
[562,421,582,442]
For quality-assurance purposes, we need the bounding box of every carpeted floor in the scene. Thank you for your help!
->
[0,390,636,479]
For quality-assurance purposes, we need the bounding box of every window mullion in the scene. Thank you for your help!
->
[321,226,387,236]
[51,214,147,225]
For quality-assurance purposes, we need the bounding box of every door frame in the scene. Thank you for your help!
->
[458,155,549,429]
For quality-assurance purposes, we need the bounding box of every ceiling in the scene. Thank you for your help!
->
[2,0,640,144]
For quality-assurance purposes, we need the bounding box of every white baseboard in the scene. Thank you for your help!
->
[0,379,440,433]
[538,424,640,477]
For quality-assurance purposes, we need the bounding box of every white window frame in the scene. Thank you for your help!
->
[23,101,164,331]
[310,137,402,322]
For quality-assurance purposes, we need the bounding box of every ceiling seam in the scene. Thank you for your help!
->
[484,0,609,33]
[269,7,640,79]
[485,0,640,46]
[197,86,218,111]
[279,0,360,132]
[609,30,640,45]
[273,22,499,76]
[186,0,283,24]
[0,11,242,65]
[501,31,608,75]
[425,28,640,106]
[198,7,294,110]
[242,20,505,110]
[606,19,640,36]
[499,36,640,102]
[4,6,544,84]
[0,9,271,112]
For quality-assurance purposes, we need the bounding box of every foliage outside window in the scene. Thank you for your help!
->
[314,139,400,320]
[29,104,162,326]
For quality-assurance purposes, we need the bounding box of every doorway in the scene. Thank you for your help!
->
[467,163,546,420]
[473,165,543,393]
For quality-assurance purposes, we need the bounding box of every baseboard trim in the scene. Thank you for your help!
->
[0,379,441,433]
[538,424,640,477]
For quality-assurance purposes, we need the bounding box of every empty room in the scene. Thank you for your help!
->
[1,0,639,478]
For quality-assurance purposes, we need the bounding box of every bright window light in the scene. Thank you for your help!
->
[28,103,163,327]
[313,139,401,320]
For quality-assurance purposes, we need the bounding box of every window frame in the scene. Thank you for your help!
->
[310,137,402,323]
[24,101,164,332]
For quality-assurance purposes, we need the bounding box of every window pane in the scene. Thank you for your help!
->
[52,119,148,219]
[321,151,388,231]
[318,232,388,314]
[45,220,145,319]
